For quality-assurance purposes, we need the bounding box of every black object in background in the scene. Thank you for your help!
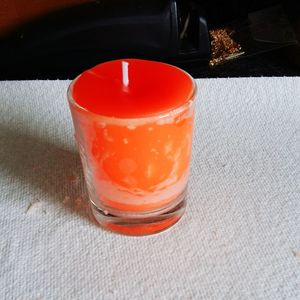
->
[0,0,299,79]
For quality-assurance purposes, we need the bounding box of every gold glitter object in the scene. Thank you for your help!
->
[209,28,244,66]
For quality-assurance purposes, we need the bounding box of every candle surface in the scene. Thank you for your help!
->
[71,59,194,118]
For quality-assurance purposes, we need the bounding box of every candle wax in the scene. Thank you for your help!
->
[70,59,195,214]
[72,59,194,118]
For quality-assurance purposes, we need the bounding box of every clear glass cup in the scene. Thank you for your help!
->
[67,59,197,235]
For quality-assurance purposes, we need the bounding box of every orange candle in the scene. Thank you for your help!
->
[68,59,196,235]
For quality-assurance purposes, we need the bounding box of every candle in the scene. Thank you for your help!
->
[68,59,196,235]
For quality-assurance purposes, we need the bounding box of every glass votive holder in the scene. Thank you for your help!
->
[68,59,197,235]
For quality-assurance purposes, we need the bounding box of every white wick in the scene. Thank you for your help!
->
[122,61,129,88]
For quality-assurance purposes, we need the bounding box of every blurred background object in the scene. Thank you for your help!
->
[0,0,299,79]
[0,0,91,37]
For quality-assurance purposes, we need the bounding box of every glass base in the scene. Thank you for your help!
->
[90,198,186,236]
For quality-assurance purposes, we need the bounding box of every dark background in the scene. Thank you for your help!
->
[189,0,300,77]
[0,0,299,79]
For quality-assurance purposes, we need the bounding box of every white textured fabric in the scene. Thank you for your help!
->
[0,78,299,300]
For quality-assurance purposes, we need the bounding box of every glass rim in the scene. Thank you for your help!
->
[67,60,197,124]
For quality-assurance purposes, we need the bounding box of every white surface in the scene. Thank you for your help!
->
[0,78,299,299]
